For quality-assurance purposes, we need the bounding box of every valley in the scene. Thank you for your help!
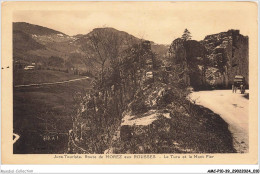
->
[13,70,92,153]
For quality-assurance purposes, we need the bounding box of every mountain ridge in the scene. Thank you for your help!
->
[13,22,169,74]
[14,22,68,36]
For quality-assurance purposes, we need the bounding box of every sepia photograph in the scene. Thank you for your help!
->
[1,1,258,165]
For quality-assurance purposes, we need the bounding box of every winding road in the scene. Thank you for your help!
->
[190,90,249,153]
[14,76,90,88]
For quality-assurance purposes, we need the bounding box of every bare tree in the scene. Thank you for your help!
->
[81,29,126,84]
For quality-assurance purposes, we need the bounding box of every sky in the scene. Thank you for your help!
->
[13,2,256,44]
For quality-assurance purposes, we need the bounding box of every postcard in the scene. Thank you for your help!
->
[1,1,258,164]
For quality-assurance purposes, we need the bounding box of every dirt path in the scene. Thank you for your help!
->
[14,76,90,88]
[190,90,249,153]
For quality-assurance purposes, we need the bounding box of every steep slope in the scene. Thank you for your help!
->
[14,22,67,36]
[14,22,73,44]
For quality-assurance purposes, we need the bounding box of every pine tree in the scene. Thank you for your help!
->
[181,29,192,41]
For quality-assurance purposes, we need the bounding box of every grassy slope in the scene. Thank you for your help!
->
[13,70,92,154]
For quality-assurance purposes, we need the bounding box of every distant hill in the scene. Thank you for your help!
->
[151,43,169,57]
[13,30,45,52]
[13,22,75,66]
[13,22,67,36]
[13,22,169,74]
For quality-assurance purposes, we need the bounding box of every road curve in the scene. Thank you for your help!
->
[14,77,90,88]
[189,90,249,153]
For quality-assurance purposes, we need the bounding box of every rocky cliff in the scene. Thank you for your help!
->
[168,38,207,89]
[168,30,249,89]
[202,30,249,88]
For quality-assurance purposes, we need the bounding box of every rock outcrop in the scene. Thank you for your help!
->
[104,82,235,154]
[168,30,249,89]
[168,39,207,89]
[202,30,249,88]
